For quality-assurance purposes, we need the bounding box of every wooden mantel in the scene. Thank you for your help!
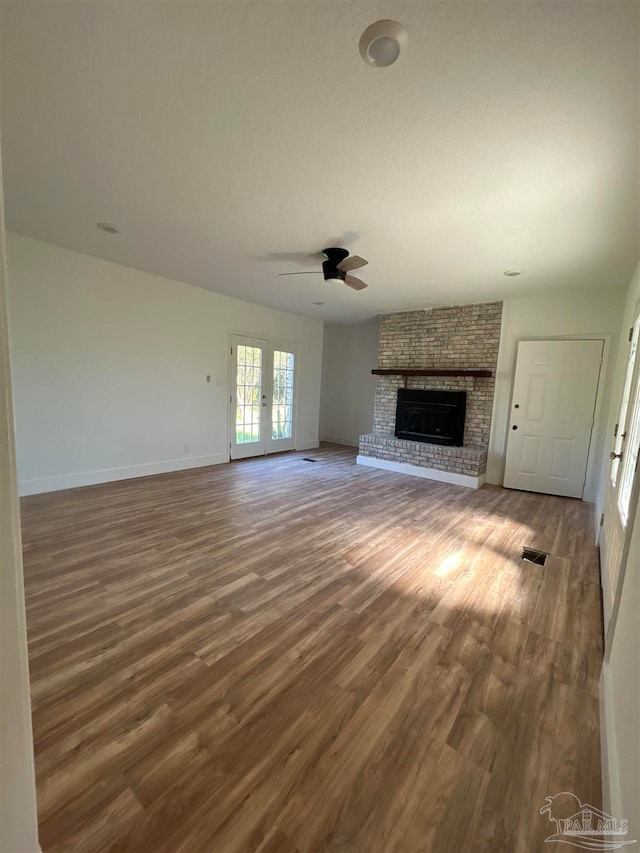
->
[371,368,494,378]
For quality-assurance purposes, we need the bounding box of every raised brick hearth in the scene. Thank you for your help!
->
[359,434,487,475]
[358,301,502,488]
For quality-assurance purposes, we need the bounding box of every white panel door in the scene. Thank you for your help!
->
[601,313,640,637]
[504,339,604,498]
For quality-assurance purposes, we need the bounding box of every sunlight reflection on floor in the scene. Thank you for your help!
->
[434,550,464,577]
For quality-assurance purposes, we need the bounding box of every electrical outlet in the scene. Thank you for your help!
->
[183,444,190,455]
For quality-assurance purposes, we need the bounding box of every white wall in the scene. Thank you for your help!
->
[7,234,324,494]
[600,262,639,839]
[320,319,379,447]
[0,157,40,850]
[487,287,628,503]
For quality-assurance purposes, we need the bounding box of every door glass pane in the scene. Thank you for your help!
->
[612,318,640,485]
[272,350,294,440]
[618,368,640,525]
[236,344,262,444]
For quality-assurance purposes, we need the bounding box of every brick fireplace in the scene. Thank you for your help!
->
[357,301,503,488]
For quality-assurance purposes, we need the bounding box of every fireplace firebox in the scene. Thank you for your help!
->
[395,388,466,446]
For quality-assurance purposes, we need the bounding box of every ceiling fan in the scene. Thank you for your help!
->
[279,247,368,290]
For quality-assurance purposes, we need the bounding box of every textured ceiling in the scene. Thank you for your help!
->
[2,1,639,322]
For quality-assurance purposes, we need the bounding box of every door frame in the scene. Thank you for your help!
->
[503,333,613,503]
[601,300,640,658]
[227,329,300,459]
[604,472,640,659]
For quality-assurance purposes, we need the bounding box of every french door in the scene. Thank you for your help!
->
[229,335,296,460]
[601,311,640,640]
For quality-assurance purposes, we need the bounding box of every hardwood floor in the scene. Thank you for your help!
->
[21,444,604,852]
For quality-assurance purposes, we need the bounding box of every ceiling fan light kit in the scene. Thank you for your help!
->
[359,20,408,68]
[323,247,350,284]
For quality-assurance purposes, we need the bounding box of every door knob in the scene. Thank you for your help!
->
[610,451,623,461]
[512,425,518,430]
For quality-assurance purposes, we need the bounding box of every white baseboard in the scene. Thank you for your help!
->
[600,668,615,816]
[321,435,359,448]
[18,453,229,496]
[356,455,486,489]
[295,440,320,452]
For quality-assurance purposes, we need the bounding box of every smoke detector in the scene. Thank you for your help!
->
[359,20,408,68]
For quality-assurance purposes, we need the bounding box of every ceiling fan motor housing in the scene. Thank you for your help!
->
[322,247,349,282]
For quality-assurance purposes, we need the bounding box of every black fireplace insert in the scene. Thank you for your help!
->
[395,388,466,446]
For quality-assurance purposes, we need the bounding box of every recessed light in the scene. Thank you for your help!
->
[504,269,523,277]
[359,20,408,68]
[312,301,325,306]
[97,222,119,234]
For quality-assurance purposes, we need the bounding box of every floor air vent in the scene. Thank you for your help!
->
[521,547,549,566]
[302,457,318,463]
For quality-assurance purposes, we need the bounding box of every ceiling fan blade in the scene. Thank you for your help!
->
[278,271,324,276]
[337,255,368,272]
[266,251,325,265]
[345,275,368,291]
